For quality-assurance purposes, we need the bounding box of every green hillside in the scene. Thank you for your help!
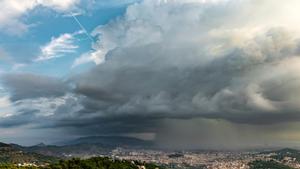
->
[0,143,58,165]
[248,160,293,169]
[48,157,164,169]
[270,148,300,162]
[0,157,165,169]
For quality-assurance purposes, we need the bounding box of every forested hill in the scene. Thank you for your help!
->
[0,142,58,165]
[0,157,165,169]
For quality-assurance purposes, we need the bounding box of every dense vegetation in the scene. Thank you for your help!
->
[0,157,164,169]
[248,160,293,169]
[0,142,163,169]
[270,148,300,162]
[0,144,58,165]
[48,157,163,169]
[0,164,39,169]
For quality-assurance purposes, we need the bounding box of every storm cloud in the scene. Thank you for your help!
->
[2,73,69,101]
[3,0,300,148]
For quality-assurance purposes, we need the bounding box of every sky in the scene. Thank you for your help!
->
[2,0,300,149]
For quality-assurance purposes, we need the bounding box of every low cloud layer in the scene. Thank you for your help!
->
[2,73,68,101]
[3,0,300,148]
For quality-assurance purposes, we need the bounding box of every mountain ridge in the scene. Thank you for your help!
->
[65,135,154,147]
[0,141,58,164]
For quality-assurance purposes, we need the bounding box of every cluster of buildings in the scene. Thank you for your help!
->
[17,162,38,167]
[109,148,300,169]
[60,147,300,169]
[110,148,254,168]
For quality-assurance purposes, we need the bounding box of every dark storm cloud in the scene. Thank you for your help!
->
[0,110,38,128]
[53,114,160,135]
[70,33,300,127]
[1,73,69,101]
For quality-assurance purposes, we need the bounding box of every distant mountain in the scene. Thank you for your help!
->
[0,136,155,159]
[25,143,111,158]
[0,142,10,148]
[20,136,154,158]
[65,136,154,148]
[0,142,58,164]
[34,143,47,147]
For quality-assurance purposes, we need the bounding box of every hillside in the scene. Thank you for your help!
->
[260,148,300,163]
[0,142,58,165]
[24,144,111,158]
[0,157,165,169]
[271,148,300,162]
[249,160,293,169]
[48,157,165,169]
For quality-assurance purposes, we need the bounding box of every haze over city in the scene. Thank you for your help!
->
[1,0,300,151]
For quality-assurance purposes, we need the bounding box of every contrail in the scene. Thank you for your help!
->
[71,13,94,42]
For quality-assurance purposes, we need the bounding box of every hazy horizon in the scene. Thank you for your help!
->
[2,0,300,150]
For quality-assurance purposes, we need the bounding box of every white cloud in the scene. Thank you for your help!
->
[11,64,27,71]
[72,48,107,67]
[0,96,14,118]
[70,0,233,67]
[0,0,80,35]
[73,0,300,67]
[14,93,82,117]
[35,33,79,61]
[0,96,11,110]
[88,0,141,8]
[37,0,80,11]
